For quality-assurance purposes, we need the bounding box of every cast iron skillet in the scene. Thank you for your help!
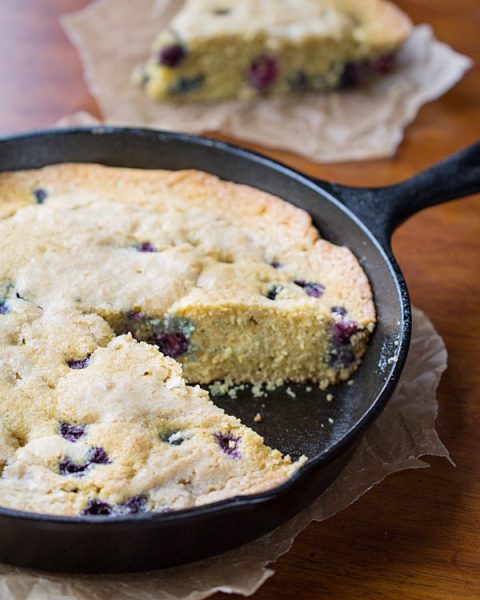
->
[0,128,478,573]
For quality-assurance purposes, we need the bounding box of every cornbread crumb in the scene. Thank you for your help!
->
[254,413,263,423]
[326,393,334,402]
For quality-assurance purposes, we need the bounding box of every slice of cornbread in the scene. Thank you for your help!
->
[134,0,412,102]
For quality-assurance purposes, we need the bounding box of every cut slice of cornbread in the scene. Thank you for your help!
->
[134,0,412,102]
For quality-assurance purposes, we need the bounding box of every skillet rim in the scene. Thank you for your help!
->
[0,126,411,525]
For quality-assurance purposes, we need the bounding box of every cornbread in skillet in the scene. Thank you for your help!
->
[135,0,412,102]
[0,163,375,516]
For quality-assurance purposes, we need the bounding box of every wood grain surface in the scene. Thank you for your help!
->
[0,1,479,598]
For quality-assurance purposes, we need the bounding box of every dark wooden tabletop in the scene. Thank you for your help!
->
[0,1,479,598]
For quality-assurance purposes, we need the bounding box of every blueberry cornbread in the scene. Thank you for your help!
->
[0,163,375,516]
[134,0,412,102]
[0,318,300,516]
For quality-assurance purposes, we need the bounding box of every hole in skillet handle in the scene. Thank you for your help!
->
[310,140,480,247]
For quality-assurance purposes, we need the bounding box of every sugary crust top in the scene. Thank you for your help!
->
[0,163,375,324]
[165,0,412,49]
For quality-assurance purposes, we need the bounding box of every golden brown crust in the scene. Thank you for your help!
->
[0,162,374,325]
[329,0,412,49]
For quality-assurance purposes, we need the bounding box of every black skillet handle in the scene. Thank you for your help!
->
[316,141,480,248]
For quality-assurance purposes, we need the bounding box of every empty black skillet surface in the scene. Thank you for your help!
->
[0,128,479,573]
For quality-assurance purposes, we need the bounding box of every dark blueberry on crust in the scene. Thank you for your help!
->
[331,306,347,317]
[248,55,278,91]
[294,280,325,298]
[59,458,90,476]
[157,44,186,67]
[0,300,8,315]
[287,70,310,91]
[82,499,113,516]
[33,188,48,204]
[116,495,147,515]
[156,331,189,358]
[214,432,241,459]
[169,75,204,94]
[136,241,157,253]
[59,422,86,443]
[87,446,111,465]
[67,354,91,370]
[270,261,282,269]
[266,284,283,300]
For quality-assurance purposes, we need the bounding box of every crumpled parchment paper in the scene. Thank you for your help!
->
[0,307,450,599]
[59,0,472,162]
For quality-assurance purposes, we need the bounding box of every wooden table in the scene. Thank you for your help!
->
[1,1,479,598]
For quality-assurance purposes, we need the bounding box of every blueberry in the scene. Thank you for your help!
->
[331,306,347,317]
[169,75,204,94]
[371,53,395,75]
[329,320,360,368]
[157,44,186,67]
[248,55,278,91]
[287,70,309,91]
[116,495,147,515]
[330,347,355,368]
[0,300,8,315]
[59,458,89,476]
[270,261,282,269]
[266,284,283,300]
[155,332,189,358]
[332,321,359,345]
[214,432,241,459]
[33,188,48,204]
[59,422,86,443]
[88,447,111,465]
[294,280,325,298]
[127,310,143,322]
[67,354,91,369]
[136,241,157,253]
[82,499,113,516]
[339,53,395,89]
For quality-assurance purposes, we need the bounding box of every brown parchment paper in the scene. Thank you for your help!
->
[59,0,472,162]
[0,307,450,599]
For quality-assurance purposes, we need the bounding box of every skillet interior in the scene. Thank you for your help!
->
[0,128,409,571]
[0,127,408,461]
